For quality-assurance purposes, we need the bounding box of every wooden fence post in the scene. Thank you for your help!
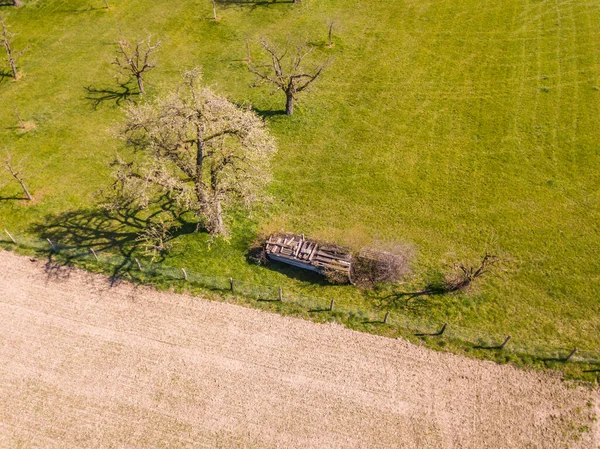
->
[329,299,335,311]
[181,268,188,281]
[134,258,142,271]
[229,277,234,293]
[564,347,577,362]
[46,238,56,252]
[499,335,511,349]
[4,229,16,243]
[89,248,98,261]
[279,287,283,301]
[383,311,390,324]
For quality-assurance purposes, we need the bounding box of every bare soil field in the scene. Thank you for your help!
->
[0,249,598,449]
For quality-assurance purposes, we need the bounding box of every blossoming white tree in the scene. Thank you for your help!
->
[109,69,276,237]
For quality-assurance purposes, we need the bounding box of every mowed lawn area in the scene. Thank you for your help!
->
[1,0,599,356]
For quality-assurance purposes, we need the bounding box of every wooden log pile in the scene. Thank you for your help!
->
[265,233,352,279]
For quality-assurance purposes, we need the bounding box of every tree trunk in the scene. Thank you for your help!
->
[17,177,32,200]
[210,198,225,235]
[212,0,217,20]
[193,127,208,232]
[8,55,18,79]
[195,127,206,201]
[13,0,23,7]
[285,90,294,115]
[14,107,25,128]
[4,158,32,200]
[136,75,145,94]
[207,165,225,235]
[1,20,19,80]
[103,0,109,9]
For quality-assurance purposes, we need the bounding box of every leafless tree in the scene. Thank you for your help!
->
[2,151,32,200]
[107,68,276,236]
[444,252,498,292]
[14,107,24,128]
[12,107,35,132]
[247,39,329,115]
[390,252,498,303]
[113,36,160,95]
[1,15,26,80]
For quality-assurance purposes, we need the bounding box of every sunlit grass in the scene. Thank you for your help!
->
[1,0,599,357]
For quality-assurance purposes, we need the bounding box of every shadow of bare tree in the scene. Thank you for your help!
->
[215,0,293,12]
[218,0,293,5]
[84,83,138,109]
[252,107,287,119]
[392,281,456,302]
[0,69,13,84]
[32,195,199,278]
[370,254,498,309]
[0,195,29,201]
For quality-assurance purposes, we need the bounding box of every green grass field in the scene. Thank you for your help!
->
[1,0,599,365]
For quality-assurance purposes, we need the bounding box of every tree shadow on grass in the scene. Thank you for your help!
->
[473,342,509,350]
[32,197,198,280]
[84,83,138,109]
[229,102,287,121]
[368,279,451,310]
[253,107,287,120]
[0,195,29,201]
[217,0,293,12]
[0,69,13,84]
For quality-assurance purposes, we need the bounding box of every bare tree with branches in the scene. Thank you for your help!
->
[444,252,498,292]
[2,151,32,200]
[1,15,26,80]
[107,68,276,237]
[113,36,160,95]
[247,39,329,115]
[392,252,499,303]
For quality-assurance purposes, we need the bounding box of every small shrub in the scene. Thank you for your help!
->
[443,252,498,292]
[135,218,176,261]
[247,236,269,265]
[352,243,414,288]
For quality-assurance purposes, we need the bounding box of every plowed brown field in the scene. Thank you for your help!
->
[0,250,597,448]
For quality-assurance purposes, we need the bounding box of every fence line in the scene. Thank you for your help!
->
[2,232,599,365]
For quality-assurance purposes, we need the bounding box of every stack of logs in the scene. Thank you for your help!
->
[265,234,352,278]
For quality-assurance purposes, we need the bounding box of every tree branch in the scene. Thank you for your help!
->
[3,151,32,200]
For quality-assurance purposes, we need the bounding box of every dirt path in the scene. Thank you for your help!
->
[0,250,597,448]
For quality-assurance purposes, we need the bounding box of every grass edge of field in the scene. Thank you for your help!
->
[3,240,599,386]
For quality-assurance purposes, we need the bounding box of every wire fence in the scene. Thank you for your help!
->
[2,229,600,366]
